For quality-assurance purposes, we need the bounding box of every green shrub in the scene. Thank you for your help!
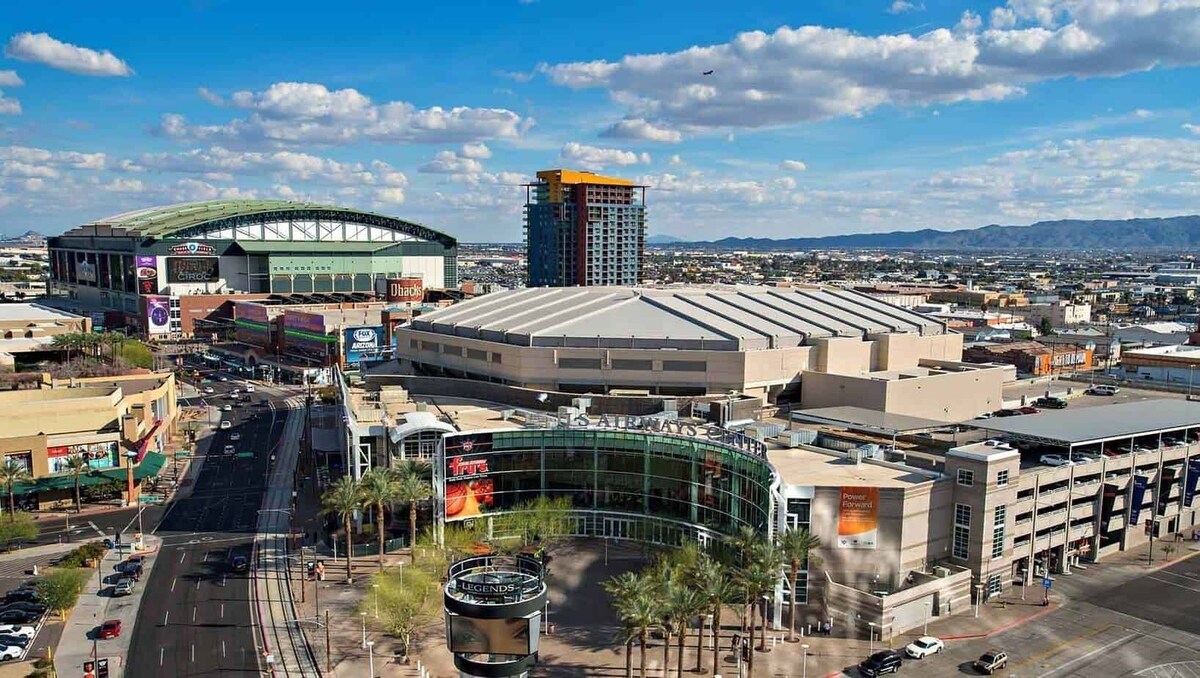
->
[40,569,90,619]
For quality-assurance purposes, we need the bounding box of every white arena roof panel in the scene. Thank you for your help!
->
[410,285,946,350]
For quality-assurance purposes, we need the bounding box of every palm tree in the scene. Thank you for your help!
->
[777,527,822,642]
[604,572,665,678]
[321,476,363,583]
[0,459,30,517]
[394,469,432,558]
[693,557,738,675]
[665,579,705,678]
[736,542,782,676]
[359,468,399,569]
[63,454,90,513]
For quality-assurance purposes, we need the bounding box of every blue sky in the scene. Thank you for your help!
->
[3,0,1200,242]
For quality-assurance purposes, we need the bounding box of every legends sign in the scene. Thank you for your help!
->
[556,413,767,456]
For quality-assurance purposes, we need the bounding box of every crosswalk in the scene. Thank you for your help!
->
[1138,662,1200,677]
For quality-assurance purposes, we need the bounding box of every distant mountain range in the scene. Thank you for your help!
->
[2,230,45,244]
[651,216,1200,250]
[646,234,685,244]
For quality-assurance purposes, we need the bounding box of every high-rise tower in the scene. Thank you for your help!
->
[524,169,646,287]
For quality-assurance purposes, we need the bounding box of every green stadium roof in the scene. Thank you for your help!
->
[61,199,456,248]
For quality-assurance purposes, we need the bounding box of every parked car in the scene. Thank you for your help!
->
[97,619,121,639]
[3,590,39,604]
[995,408,1023,417]
[1087,385,1120,396]
[0,602,45,616]
[203,386,215,395]
[858,649,904,676]
[220,421,232,430]
[112,578,134,597]
[1034,396,1068,409]
[974,650,1008,674]
[218,376,228,382]
[1018,406,1040,415]
[1040,454,1074,467]
[904,636,945,659]
[1073,451,1101,462]
[230,555,249,573]
[0,625,34,639]
[975,412,994,419]
[0,635,29,648]
[0,644,21,661]
[0,611,38,625]
[245,384,255,393]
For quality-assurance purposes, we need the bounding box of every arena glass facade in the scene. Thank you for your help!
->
[434,428,780,549]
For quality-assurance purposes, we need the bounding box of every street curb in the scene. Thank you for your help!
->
[940,599,1061,640]
[1148,544,1200,572]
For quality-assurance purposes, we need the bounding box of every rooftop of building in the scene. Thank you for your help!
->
[1122,343,1200,357]
[534,169,637,187]
[767,446,936,488]
[976,398,1200,446]
[408,284,946,351]
[54,199,456,247]
[965,340,1084,355]
[0,303,85,323]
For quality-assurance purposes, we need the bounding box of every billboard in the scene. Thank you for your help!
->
[48,441,119,474]
[836,486,879,549]
[235,301,270,324]
[167,257,220,283]
[284,310,327,334]
[444,434,495,521]
[1130,475,1149,526]
[76,258,97,283]
[386,277,425,303]
[146,296,171,334]
[135,255,158,295]
[447,615,537,655]
[343,325,384,365]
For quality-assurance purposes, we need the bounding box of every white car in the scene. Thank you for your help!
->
[223,445,235,455]
[0,644,21,660]
[203,387,214,395]
[904,636,944,659]
[244,384,255,393]
[219,376,229,382]
[1087,385,1120,396]
[1040,454,1074,467]
[0,625,33,639]
[219,421,231,430]
[222,404,232,412]
[230,432,241,441]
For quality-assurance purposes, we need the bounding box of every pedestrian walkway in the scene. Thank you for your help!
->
[54,535,163,678]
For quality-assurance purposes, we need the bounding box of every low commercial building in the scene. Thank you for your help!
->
[0,372,176,508]
[1120,344,1200,385]
[0,303,92,371]
[1019,301,1092,327]
[963,340,1093,376]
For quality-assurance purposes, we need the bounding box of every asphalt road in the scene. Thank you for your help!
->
[125,378,292,676]
[859,552,1200,677]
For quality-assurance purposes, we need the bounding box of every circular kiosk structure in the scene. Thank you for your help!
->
[444,553,547,677]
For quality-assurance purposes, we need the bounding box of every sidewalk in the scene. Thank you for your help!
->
[55,534,164,678]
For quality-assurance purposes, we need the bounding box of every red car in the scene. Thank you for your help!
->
[1018,406,1040,415]
[98,619,121,639]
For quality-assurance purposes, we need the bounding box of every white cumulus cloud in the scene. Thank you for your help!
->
[158,82,527,146]
[887,1,922,15]
[560,142,650,170]
[459,142,492,159]
[419,150,485,174]
[601,118,683,143]
[4,32,133,77]
[543,2,1200,133]
[780,159,808,172]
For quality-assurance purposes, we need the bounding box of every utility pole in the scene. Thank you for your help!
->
[325,609,332,674]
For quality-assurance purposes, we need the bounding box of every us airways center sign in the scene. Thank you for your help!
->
[554,413,767,456]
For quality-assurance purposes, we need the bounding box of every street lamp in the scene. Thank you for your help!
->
[367,640,375,677]
[974,584,982,619]
[868,622,876,654]
[361,612,367,649]
[372,584,380,619]
[801,643,809,678]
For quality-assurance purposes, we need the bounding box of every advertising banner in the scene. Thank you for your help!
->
[235,301,270,324]
[386,277,425,303]
[1158,466,1178,516]
[1130,474,1149,526]
[3,452,31,475]
[837,486,879,549]
[343,325,384,365]
[146,296,170,334]
[283,310,327,334]
[283,310,333,351]
[47,441,118,474]
[136,255,158,295]
[167,257,220,283]
[1185,459,1200,508]
[447,616,536,655]
[444,434,495,521]
[76,258,97,283]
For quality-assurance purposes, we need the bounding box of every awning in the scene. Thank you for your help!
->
[13,452,168,495]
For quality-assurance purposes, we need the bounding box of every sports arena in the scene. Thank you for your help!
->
[47,200,457,339]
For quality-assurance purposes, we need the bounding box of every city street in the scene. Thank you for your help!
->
[124,378,295,676]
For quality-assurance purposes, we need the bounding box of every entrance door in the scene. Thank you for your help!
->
[604,517,635,540]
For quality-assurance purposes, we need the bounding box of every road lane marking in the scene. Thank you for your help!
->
[1036,631,1139,677]
[203,551,210,562]
[163,610,169,626]
[192,607,196,622]
[88,521,104,537]
[220,603,224,618]
[191,644,194,663]
[195,578,201,590]
[179,551,186,564]
[159,647,163,666]
[1147,574,1200,593]
[171,577,176,592]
